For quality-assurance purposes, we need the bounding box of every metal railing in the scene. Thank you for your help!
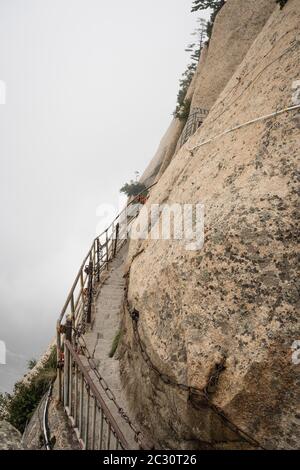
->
[56,184,156,449]
[64,340,128,450]
[179,107,209,148]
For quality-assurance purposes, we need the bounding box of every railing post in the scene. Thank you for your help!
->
[85,256,93,324]
[70,292,75,344]
[85,385,90,449]
[63,340,70,407]
[105,229,109,269]
[96,238,100,282]
[56,320,62,402]
[91,397,97,450]
[80,270,84,308]
[113,223,119,257]
[74,363,78,427]
[111,222,115,259]
[63,319,72,408]
[65,317,72,342]
[79,373,84,437]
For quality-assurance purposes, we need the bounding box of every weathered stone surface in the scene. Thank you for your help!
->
[140,118,185,187]
[0,420,22,450]
[23,380,80,450]
[140,60,197,186]
[121,0,300,450]
[21,341,55,388]
[151,0,277,182]
[191,0,277,111]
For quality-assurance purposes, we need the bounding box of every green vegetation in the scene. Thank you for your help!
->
[0,393,9,420]
[109,330,122,358]
[27,358,37,370]
[191,0,226,39]
[276,0,288,8]
[173,63,195,121]
[120,180,147,198]
[1,347,57,433]
[173,18,207,120]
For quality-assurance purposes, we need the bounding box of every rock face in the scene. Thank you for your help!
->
[140,118,185,187]
[121,0,300,450]
[142,0,277,184]
[21,341,55,388]
[141,75,197,187]
[0,421,22,450]
[191,0,277,112]
[23,380,80,450]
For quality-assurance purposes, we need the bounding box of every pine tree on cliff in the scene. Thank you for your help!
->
[276,0,288,8]
[191,0,226,38]
[191,0,225,11]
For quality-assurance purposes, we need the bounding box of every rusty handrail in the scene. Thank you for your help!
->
[64,340,129,450]
[56,182,157,449]
[58,182,157,324]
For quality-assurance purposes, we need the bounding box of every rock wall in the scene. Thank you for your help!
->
[20,341,55,387]
[0,421,23,450]
[190,0,277,112]
[140,118,185,187]
[146,0,277,183]
[140,75,197,187]
[23,380,80,450]
[121,0,300,450]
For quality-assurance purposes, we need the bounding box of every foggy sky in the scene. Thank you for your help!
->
[0,0,207,391]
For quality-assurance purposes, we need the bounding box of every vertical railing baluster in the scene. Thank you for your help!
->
[69,354,73,415]
[56,320,62,402]
[84,386,90,449]
[111,222,115,259]
[105,229,109,268]
[85,254,93,324]
[79,373,84,437]
[107,422,111,449]
[70,292,75,343]
[96,238,100,282]
[91,396,97,450]
[98,408,104,450]
[63,343,70,408]
[113,223,119,257]
[63,319,72,408]
[80,270,84,309]
[74,363,78,427]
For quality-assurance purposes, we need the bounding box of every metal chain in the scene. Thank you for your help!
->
[71,326,146,448]
[124,281,266,450]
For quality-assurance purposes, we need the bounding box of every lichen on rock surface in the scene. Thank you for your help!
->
[0,420,23,450]
[121,0,300,450]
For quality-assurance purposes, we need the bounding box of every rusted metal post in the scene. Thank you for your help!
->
[56,320,62,402]
[63,318,72,407]
[96,238,100,282]
[63,347,69,407]
[105,229,109,269]
[70,293,75,344]
[98,408,104,449]
[85,256,93,324]
[79,373,84,437]
[65,317,72,342]
[85,386,90,449]
[113,223,119,257]
[74,364,78,427]
[91,397,97,450]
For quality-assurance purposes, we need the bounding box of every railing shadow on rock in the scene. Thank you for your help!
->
[56,183,156,450]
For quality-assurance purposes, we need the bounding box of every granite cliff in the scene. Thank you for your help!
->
[121,0,300,450]
[7,0,299,452]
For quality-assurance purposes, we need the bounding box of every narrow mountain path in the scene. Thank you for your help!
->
[81,243,139,449]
